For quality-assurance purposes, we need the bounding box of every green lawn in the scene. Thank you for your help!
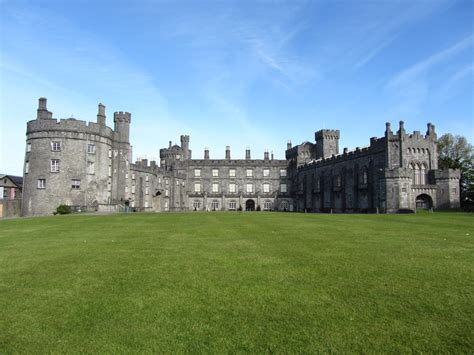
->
[0,212,472,352]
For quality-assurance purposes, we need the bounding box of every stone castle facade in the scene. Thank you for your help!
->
[21,98,460,216]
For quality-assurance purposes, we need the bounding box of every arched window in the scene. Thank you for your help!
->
[361,167,368,185]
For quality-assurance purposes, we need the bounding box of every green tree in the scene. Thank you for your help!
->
[437,134,474,210]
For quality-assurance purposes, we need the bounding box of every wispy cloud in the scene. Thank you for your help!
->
[387,35,474,90]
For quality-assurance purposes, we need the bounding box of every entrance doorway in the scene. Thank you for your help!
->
[245,199,255,211]
[416,194,432,210]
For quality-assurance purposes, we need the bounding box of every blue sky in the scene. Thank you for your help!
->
[1,0,473,175]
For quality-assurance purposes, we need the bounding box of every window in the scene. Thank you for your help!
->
[211,200,219,210]
[125,186,128,193]
[132,173,135,180]
[144,201,149,208]
[280,183,287,193]
[51,141,61,151]
[246,169,253,177]
[246,183,253,193]
[194,183,201,193]
[165,179,169,185]
[263,169,270,177]
[361,168,368,185]
[71,179,81,189]
[280,169,287,177]
[264,201,272,210]
[420,164,426,185]
[145,175,149,182]
[131,185,136,194]
[229,183,236,193]
[126,173,129,179]
[164,201,169,210]
[334,175,341,187]
[87,161,94,174]
[228,201,237,210]
[212,183,219,193]
[87,144,96,154]
[229,169,236,177]
[194,169,201,177]
[50,159,60,173]
[165,189,169,196]
[280,200,289,211]
[37,179,46,189]
[263,183,270,193]
[27,143,31,152]
[193,200,201,210]
[108,149,112,158]
[25,161,29,174]
[212,169,219,177]
[131,201,135,208]
[108,166,112,176]
[145,187,149,195]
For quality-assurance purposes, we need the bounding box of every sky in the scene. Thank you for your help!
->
[1,0,473,176]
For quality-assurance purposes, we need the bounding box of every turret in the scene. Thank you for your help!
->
[426,122,436,140]
[287,141,292,150]
[398,120,405,137]
[36,97,53,120]
[114,111,131,143]
[315,129,340,159]
[97,103,106,125]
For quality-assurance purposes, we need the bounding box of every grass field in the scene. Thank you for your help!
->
[0,212,472,352]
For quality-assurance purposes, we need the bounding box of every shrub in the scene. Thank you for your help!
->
[54,204,72,215]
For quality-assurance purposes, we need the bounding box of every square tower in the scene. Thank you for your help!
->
[315,129,340,159]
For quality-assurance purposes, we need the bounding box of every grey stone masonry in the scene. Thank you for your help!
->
[22,98,460,216]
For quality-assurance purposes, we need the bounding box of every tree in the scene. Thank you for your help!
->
[437,134,474,210]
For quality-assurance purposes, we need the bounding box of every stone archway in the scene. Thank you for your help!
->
[245,199,255,211]
[416,194,432,210]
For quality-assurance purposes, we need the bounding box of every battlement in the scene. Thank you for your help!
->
[130,159,159,174]
[386,121,437,142]
[114,111,131,123]
[27,117,114,139]
[315,129,340,141]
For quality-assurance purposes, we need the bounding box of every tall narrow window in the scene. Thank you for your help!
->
[420,164,427,185]
[414,164,420,185]
[229,183,236,193]
[194,183,201,193]
[246,183,253,193]
[25,161,29,174]
[37,179,46,189]
[50,159,60,173]
[212,183,219,193]
[280,183,287,193]
[263,183,270,193]
[27,143,31,152]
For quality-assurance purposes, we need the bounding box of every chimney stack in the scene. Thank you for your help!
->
[225,146,231,160]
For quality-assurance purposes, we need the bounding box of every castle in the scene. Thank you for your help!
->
[21,98,460,216]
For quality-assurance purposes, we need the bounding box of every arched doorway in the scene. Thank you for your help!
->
[245,199,255,211]
[416,194,432,210]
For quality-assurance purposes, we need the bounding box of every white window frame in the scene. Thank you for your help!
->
[87,144,96,154]
[27,143,31,152]
[87,161,94,174]
[71,179,81,189]
[212,183,219,193]
[246,169,253,177]
[131,185,136,194]
[194,183,201,193]
[280,169,287,177]
[194,169,201,177]
[193,200,201,210]
[229,183,236,193]
[25,161,29,174]
[280,183,287,193]
[145,187,149,195]
[37,179,46,189]
[264,201,272,210]
[263,169,270,177]
[246,183,253,193]
[229,201,237,210]
[50,159,60,173]
[263,183,270,193]
[165,189,169,196]
[229,169,236,177]
[51,141,61,151]
[212,169,219,177]
[211,200,219,210]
